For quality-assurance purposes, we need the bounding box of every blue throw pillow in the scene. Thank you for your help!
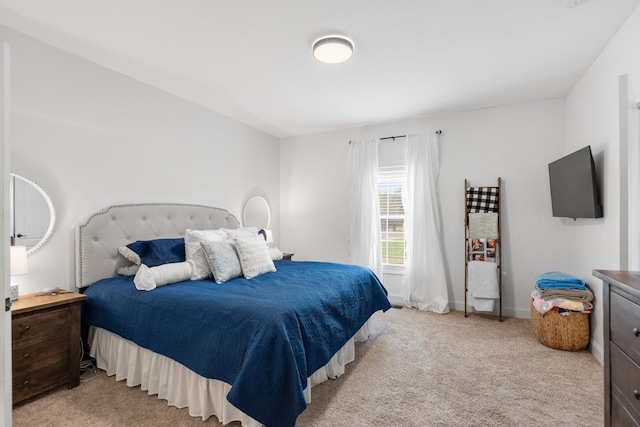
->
[126,238,186,267]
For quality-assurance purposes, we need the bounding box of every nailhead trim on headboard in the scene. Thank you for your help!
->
[75,203,240,288]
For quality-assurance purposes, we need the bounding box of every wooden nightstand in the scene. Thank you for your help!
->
[282,253,294,261]
[11,291,86,405]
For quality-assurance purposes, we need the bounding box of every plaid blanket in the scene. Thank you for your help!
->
[466,187,499,213]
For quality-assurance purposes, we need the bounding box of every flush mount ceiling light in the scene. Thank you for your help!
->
[312,35,354,64]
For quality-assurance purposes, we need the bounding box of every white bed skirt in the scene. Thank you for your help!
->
[89,321,371,426]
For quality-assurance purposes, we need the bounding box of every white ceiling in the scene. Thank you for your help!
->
[0,0,638,138]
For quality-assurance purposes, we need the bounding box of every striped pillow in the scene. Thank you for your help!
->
[234,236,276,279]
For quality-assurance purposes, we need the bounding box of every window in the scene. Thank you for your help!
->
[378,167,406,267]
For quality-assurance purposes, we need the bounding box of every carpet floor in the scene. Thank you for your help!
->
[12,307,603,426]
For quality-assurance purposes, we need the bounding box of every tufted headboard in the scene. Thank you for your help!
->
[75,203,240,288]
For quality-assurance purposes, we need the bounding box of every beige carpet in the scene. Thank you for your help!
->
[13,308,603,426]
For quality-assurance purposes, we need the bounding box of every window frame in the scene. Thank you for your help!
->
[378,166,406,274]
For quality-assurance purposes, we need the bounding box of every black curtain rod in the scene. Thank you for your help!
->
[380,130,442,141]
[379,135,405,141]
[349,130,442,144]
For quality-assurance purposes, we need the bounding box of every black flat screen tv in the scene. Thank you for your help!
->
[548,145,603,219]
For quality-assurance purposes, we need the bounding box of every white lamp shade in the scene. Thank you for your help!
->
[312,35,354,64]
[10,246,28,276]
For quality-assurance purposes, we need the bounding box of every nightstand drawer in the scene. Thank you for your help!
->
[12,333,69,372]
[11,292,85,405]
[611,292,640,366]
[611,342,640,422]
[12,358,69,404]
[12,308,69,343]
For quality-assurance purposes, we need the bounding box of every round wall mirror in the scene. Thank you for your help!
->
[10,173,56,256]
[242,195,271,230]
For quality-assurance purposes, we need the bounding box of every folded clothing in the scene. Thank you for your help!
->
[531,291,593,315]
[537,288,593,303]
[535,271,586,290]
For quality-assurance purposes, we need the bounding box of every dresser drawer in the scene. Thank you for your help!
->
[12,358,69,404]
[12,333,69,372]
[611,292,640,366]
[611,342,640,422]
[12,308,69,343]
[611,389,640,427]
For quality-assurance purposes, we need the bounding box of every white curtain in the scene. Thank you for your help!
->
[347,139,383,278]
[401,133,449,313]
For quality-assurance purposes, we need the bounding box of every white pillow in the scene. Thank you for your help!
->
[269,247,283,261]
[200,240,243,283]
[234,236,276,279]
[118,246,141,265]
[184,229,226,280]
[223,226,259,239]
[116,264,140,276]
[134,260,194,291]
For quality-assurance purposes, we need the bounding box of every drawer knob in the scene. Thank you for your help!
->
[23,325,30,331]
[635,390,640,400]
[23,380,29,386]
[634,327,640,337]
[22,353,29,359]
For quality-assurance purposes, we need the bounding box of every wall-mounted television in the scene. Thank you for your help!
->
[548,145,603,219]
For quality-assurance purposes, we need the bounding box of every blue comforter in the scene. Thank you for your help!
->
[82,260,391,427]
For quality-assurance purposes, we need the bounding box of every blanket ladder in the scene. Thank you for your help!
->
[464,178,503,321]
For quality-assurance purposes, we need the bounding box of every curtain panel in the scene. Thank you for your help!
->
[401,134,449,313]
[347,139,383,278]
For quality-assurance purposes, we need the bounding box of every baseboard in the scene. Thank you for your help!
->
[387,295,530,318]
[589,339,604,364]
[447,301,530,319]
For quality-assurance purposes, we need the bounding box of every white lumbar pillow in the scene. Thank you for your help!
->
[134,260,194,291]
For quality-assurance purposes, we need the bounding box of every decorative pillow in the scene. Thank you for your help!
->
[185,229,226,280]
[116,264,140,276]
[120,238,185,268]
[133,260,194,291]
[234,235,276,279]
[269,247,283,261]
[224,226,259,239]
[118,246,142,265]
[200,240,242,284]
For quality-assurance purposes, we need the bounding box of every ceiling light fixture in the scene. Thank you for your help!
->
[312,35,354,64]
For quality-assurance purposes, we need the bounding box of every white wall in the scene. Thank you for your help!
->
[281,99,567,318]
[564,5,640,362]
[1,25,280,295]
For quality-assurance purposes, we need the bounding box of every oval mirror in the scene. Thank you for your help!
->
[242,195,271,230]
[10,173,56,256]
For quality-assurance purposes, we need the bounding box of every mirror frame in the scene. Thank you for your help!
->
[11,172,56,256]
[242,195,271,230]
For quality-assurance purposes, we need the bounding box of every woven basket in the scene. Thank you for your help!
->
[530,300,590,351]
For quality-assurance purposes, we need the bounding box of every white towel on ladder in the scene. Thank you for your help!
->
[468,261,499,312]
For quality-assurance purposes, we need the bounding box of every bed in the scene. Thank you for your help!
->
[76,203,391,427]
